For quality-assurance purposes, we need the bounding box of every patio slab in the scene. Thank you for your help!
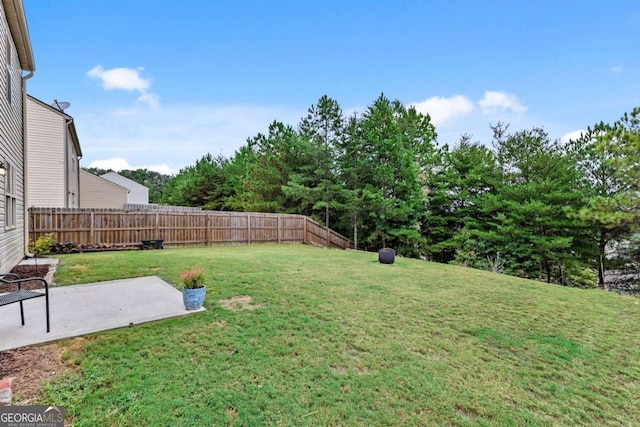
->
[0,276,205,352]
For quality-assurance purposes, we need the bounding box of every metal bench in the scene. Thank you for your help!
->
[0,273,50,333]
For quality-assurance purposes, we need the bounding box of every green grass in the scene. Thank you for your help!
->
[44,244,639,426]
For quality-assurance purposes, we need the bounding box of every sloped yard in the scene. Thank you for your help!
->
[12,245,640,425]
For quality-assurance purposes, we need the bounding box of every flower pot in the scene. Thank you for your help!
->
[378,248,395,264]
[183,286,206,310]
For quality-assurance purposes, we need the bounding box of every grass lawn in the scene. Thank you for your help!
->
[44,244,639,426]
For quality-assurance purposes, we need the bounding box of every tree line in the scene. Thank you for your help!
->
[106,94,640,289]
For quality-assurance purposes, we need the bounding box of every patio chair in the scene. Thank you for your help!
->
[0,273,50,333]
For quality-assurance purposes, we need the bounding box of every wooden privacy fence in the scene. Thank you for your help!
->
[28,208,353,250]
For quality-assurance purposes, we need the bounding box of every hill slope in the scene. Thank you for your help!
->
[47,245,640,426]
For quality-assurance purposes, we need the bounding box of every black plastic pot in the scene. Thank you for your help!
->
[378,248,395,264]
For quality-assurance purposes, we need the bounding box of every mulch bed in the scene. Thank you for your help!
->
[1,263,50,292]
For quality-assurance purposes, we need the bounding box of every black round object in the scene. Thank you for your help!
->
[378,248,395,264]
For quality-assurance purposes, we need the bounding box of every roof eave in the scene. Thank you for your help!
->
[27,95,83,157]
[67,121,82,157]
[2,0,35,71]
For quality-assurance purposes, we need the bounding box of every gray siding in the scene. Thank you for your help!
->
[101,172,149,204]
[0,4,25,273]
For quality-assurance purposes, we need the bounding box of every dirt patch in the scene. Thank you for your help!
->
[0,341,81,405]
[219,296,262,311]
[0,262,78,404]
[332,365,348,375]
[209,321,228,328]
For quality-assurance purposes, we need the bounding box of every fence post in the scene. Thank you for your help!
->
[303,217,307,244]
[206,213,211,246]
[277,215,281,244]
[247,213,251,244]
[155,212,160,238]
[90,212,95,243]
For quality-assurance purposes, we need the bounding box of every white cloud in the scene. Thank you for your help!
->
[76,103,304,174]
[410,95,474,125]
[87,66,150,91]
[136,92,160,109]
[89,157,132,171]
[88,157,173,175]
[560,129,586,144]
[479,91,527,115]
[87,65,159,107]
[145,164,174,175]
[610,65,623,73]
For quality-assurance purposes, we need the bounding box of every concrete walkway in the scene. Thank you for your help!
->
[0,276,205,352]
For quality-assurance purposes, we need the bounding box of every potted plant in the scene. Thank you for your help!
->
[180,267,207,310]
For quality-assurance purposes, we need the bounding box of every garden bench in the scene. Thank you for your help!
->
[140,239,164,250]
[0,273,50,333]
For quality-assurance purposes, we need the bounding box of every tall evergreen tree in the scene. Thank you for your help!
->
[477,125,587,283]
[285,95,346,228]
[226,121,311,213]
[343,94,436,256]
[338,112,366,248]
[160,154,229,209]
[569,106,640,288]
[424,136,500,263]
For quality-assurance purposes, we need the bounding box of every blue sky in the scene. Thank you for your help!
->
[23,1,640,174]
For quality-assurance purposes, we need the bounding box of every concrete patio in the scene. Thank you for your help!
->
[0,275,205,352]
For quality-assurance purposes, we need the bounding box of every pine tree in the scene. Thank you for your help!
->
[569,107,640,288]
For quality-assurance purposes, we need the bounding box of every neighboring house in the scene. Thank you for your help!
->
[25,95,82,208]
[0,0,35,273]
[101,172,149,204]
[78,170,129,209]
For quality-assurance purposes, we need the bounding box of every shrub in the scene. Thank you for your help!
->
[31,233,56,256]
[180,268,206,289]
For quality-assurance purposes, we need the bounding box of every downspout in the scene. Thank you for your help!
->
[22,70,34,257]
[65,117,82,208]
[64,118,70,207]
[76,135,82,208]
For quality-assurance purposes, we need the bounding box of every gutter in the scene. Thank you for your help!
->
[64,118,69,207]
[22,70,34,257]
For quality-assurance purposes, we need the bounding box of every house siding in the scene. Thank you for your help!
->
[101,172,149,204]
[0,3,25,273]
[66,132,79,207]
[79,170,128,209]
[26,97,66,207]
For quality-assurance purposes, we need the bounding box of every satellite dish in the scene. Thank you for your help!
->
[52,99,70,111]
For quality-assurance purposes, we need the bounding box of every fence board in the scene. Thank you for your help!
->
[28,208,352,250]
